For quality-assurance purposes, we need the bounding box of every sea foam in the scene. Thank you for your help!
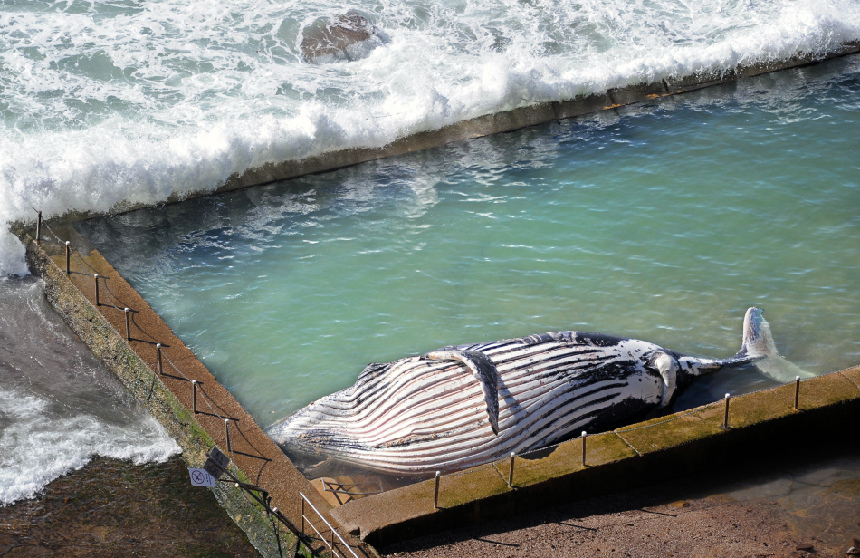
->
[0,277,181,505]
[1,0,859,276]
[0,387,180,505]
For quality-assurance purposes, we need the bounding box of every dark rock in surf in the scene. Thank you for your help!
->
[300,11,389,64]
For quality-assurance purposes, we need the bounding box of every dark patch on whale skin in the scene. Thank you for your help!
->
[534,393,660,449]
[573,332,629,348]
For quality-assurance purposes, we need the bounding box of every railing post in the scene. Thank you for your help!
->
[301,496,305,535]
[433,471,441,509]
[36,211,42,245]
[65,241,71,274]
[192,380,198,413]
[224,418,233,455]
[509,452,515,487]
[794,376,800,410]
[581,431,588,467]
[722,393,731,429]
[124,308,131,341]
[93,274,100,306]
[156,343,163,375]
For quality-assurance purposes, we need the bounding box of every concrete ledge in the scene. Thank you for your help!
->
[332,369,860,548]
[217,44,860,199]
[18,229,373,558]
[44,43,860,223]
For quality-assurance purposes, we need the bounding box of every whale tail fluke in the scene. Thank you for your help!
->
[732,307,815,382]
[736,307,773,361]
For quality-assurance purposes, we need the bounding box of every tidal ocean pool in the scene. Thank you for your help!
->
[78,55,860,431]
[2,0,859,547]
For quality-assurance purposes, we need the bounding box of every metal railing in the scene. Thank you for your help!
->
[301,493,360,558]
[30,209,364,558]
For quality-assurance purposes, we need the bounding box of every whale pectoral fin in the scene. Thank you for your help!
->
[653,351,677,408]
[425,349,501,436]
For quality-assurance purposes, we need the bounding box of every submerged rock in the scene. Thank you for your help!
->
[300,11,389,64]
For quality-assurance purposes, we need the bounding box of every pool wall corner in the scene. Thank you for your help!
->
[17,226,367,558]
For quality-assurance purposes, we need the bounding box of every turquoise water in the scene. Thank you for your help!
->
[79,56,860,428]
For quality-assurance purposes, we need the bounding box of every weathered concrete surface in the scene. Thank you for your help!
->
[382,444,860,558]
[332,367,860,548]
[211,43,860,192]
[18,227,374,558]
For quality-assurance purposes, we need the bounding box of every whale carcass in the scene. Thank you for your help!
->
[269,307,776,476]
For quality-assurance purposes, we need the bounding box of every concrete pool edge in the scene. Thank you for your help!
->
[17,228,372,558]
[36,42,860,223]
[330,367,860,548]
[221,42,860,197]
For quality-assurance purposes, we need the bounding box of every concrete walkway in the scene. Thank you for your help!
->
[331,364,860,548]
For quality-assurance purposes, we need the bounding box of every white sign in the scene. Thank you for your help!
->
[188,467,217,487]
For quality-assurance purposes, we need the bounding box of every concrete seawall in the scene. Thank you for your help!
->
[220,43,860,198]
[331,367,860,547]
[17,227,371,558]
[54,43,860,222]
[16,221,860,556]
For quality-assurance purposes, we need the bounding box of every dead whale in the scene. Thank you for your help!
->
[269,307,777,475]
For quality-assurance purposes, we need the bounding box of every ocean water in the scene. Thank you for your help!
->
[79,56,860,430]
[1,0,859,500]
[0,276,179,506]
[3,0,860,275]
